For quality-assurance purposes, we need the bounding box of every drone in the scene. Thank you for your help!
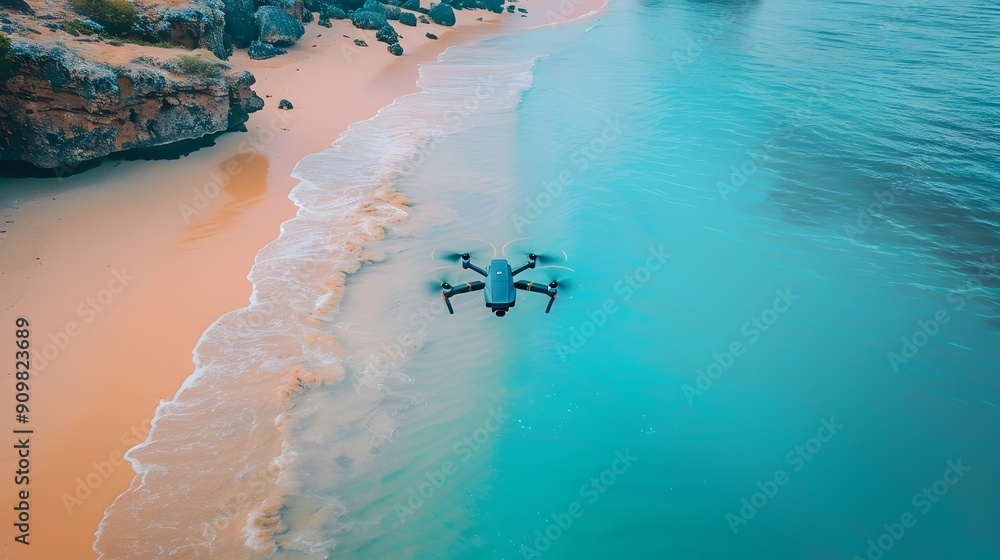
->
[439,252,560,317]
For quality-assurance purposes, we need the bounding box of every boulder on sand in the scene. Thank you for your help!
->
[428,2,455,25]
[256,6,305,45]
[350,10,389,29]
[248,39,287,59]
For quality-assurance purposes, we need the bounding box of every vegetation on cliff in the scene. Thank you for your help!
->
[0,32,16,82]
[70,0,138,35]
[170,53,224,78]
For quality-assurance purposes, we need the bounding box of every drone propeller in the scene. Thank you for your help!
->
[431,250,471,264]
[431,238,497,263]
[537,265,575,293]
[501,239,569,265]
[425,267,457,296]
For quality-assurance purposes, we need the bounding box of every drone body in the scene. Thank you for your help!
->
[441,253,558,317]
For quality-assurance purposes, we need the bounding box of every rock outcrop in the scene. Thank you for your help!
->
[0,0,509,170]
[255,6,305,45]
[135,0,230,59]
[428,3,455,26]
[0,40,263,169]
[222,0,256,48]
[248,39,286,59]
[350,10,388,30]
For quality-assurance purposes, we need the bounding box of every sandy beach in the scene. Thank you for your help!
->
[0,0,601,557]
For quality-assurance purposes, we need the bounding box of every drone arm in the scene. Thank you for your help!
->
[462,260,488,277]
[514,280,553,295]
[511,255,537,277]
[444,281,486,296]
[514,280,558,313]
[442,281,485,314]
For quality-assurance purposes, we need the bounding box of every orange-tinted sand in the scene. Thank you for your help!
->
[0,1,603,557]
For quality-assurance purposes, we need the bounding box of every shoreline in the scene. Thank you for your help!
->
[0,0,604,556]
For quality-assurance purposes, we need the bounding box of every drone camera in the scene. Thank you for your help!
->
[495,309,507,317]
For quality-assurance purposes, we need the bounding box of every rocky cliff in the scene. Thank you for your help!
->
[0,39,262,168]
[0,0,510,170]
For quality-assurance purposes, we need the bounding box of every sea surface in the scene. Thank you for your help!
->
[98,0,1000,558]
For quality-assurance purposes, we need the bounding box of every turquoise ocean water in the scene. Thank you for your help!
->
[98,0,1000,558]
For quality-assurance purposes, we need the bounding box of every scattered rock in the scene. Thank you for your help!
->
[354,38,368,46]
[428,3,455,25]
[278,99,293,109]
[480,0,502,12]
[384,5,402,20]
[506,4,514,12]
[256,6,305,46]
[425,32,437,39]
[375,24,398,43]
[78,19,105,34]
[248,39,287,59]
[350,10,388,30]
[418,14,429,23]
[387,42,403,55]
[517,7,526,12]
[321,4,347,19]
[399,12,417,26]
[318,16,332,27]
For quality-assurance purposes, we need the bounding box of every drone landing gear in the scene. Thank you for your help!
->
[514,280,558,313]
[441,281,485,314]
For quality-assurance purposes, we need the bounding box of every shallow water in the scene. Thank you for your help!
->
[99,0,1000,558]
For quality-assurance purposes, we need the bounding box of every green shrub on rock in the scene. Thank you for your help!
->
[70,0,137,35]
[0,32,16,82]
[171,54,224,78]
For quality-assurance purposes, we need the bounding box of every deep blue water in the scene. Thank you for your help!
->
[97,0,1000,557]
[344,0,1000,558]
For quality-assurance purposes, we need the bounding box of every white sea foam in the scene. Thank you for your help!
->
[95,43,540,559]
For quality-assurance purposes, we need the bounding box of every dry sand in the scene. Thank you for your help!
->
[0,1,603,557]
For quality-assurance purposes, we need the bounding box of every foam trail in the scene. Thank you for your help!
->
[94,44,538,559]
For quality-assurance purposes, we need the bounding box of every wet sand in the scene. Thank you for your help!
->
[0,1,603,557]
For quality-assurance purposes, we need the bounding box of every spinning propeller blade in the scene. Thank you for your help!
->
[431,238,497,263]
[536,265,576,293]
[501,239,569,265]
